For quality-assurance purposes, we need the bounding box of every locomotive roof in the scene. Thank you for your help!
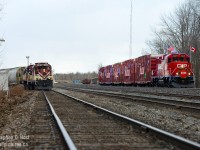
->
[165,53,190,57]
[35,62,49,64]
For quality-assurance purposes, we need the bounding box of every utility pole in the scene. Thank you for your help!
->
[129,0,133,59]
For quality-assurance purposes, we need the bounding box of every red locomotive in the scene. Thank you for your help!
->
[98,53,194,88]
[23,62,53,90]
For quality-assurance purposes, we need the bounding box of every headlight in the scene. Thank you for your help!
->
[188,73,191,76]
[176,72,179,75]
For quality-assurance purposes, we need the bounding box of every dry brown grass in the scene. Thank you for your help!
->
[0,85,27,130]
[9,85,24,97]
[0,91,3,99]
[0,91,7,101]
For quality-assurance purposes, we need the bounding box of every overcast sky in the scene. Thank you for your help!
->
[0,0,185,73]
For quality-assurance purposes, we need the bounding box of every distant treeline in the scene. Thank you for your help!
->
[54,71,98,82]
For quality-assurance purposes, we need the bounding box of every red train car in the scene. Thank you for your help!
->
[135,55,151,85]
[104,65,113,85]
[98,53,194,88]
[112,62,122,85]
[121,59,135,85]
[98,67,105,85]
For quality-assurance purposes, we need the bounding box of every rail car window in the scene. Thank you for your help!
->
[180,57,184,61]
[168,58,171,63]
[186,58,190,63]
[173,57,178,62]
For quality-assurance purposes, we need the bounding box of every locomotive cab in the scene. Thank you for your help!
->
[34,63,53,90]
[166,54,194,87]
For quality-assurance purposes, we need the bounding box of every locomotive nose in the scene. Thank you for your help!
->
[179,70,187,78]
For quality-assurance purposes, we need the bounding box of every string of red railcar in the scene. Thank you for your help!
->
[98,53,194,88]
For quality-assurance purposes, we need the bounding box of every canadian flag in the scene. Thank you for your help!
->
[190,46,196,53]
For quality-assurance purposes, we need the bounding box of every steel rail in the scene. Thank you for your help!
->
[53,89,200,150]
[43,91,77,150]
[64,87,200,112]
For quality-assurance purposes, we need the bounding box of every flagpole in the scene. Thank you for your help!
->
[129,0,133,59]
[190,46,192,63]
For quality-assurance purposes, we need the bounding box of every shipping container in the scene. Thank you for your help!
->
[72,80,81,84]
[135,55,151,85]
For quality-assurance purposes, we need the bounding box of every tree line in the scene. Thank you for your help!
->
[146,0,200,87]
[54,71,98,82]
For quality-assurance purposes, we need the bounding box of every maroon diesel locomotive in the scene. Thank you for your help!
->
[23,62,53,90]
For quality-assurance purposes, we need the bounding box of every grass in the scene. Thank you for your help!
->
[9,85,24,97]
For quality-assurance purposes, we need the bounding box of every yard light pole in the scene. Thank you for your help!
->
[26,56,30,66]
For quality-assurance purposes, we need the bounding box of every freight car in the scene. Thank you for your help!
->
[82,78,91,84]
[98,53,194,88]
[23,62,53,90]
[0,67,25,85]
[90,77,98,84]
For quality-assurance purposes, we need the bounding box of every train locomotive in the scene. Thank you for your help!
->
[23,62,53,90]
[98,53,194,88]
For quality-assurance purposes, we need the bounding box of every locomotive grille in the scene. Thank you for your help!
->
[43,72,47,76]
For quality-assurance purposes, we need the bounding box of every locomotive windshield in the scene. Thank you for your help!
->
[173,57,178,62]
[168,54,190,63]
[37,66,48,69]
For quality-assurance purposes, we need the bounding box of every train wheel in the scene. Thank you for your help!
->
[32,84,35,90]
[28,84,31,90]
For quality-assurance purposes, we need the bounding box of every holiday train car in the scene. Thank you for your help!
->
[98,53,194,88]
[151,53,194,87]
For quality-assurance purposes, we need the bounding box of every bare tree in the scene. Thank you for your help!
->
[146,0,200,87]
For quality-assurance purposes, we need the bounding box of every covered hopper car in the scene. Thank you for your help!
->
[0,67,25,85]
[98,53,194,88]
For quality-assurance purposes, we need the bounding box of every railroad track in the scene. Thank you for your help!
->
[43,90,200,150]
[55,84,200,100]
[28,92,67,149]
[58,86,200,115]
